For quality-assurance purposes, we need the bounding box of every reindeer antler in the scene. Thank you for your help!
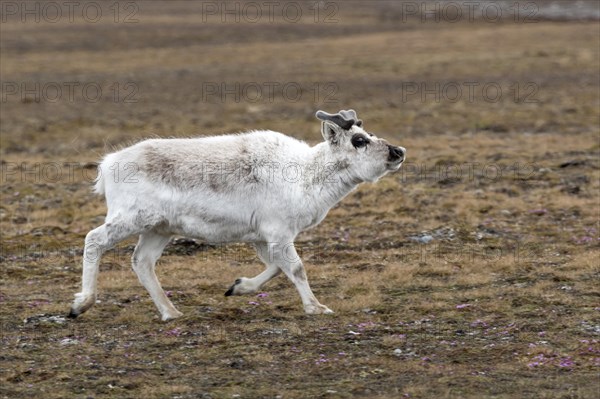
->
[316,109,362,130]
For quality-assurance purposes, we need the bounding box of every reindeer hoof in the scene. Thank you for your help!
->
[224,279,242,296]
[305,304,334,315]
[70,293,96,317]
[162,310,183,322]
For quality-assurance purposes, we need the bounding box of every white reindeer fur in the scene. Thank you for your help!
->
[70,112,405,321]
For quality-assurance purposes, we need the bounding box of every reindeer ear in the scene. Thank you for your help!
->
[321,121,343,145]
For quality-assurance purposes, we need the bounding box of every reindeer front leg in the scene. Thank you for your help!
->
[272,242,333,315]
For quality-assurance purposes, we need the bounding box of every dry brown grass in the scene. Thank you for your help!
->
[1,1,599,399]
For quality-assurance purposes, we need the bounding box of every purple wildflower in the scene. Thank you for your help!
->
[558,357,574,368]
[470,319,488,327]
[356,321,376,330]
[164,327,182,337]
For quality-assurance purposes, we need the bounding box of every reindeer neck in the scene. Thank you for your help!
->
[304,142,361,209]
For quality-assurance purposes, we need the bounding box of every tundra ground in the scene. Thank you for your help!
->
[1,2,599,398]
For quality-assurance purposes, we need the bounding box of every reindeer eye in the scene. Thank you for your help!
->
[351,134,369,149]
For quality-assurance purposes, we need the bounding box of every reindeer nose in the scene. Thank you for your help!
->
[388,145,405,162]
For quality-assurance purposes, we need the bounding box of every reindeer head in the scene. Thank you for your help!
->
[316,109,406,183]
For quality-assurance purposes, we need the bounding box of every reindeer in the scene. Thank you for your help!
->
[69,110,406,321]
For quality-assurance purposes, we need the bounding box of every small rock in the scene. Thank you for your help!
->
[410,235,433,244]
[559,160,586,168]
[59,338,79,346]
[229,359,245,369]
[11,215,27,224]
[474,189,485,198]
[528,208,547,215]
[24,314,67,325]
[393,349,402,356]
